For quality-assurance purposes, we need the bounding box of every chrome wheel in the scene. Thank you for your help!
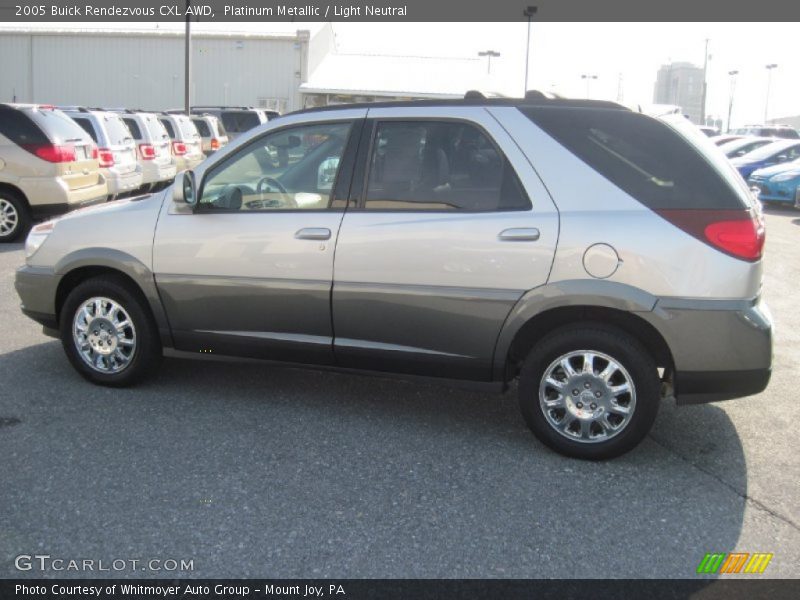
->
[539,350,637,444]
[0,198,19,237]
[72,297,137,373]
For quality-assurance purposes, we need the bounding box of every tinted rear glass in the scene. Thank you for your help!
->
[192,118,210,137]
[160,118,176,139]
[104,115,133,145]
[25,108,88,144]
[221,112,238,131]
[0,105,48,146]
[522,107,748,210]
[72,117,98,142]
[122,117,142,140]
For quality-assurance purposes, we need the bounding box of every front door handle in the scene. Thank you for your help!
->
[498,228,540,242]
[295,227,331,240]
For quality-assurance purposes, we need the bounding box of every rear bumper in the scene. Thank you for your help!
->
[642,296,773,404]
[105,168,144,195]
[140,162,177,186]
[20,175,108,219]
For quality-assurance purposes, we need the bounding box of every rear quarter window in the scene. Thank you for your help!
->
[192,118,210,137]
[522,107,749,210]
[122,118,142,140]
[0,105,48,146]
[160,118,176,139]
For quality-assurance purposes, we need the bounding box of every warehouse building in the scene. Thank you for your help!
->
[0,24,506,114]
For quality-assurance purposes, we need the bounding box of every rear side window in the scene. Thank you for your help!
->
[25,108,88,144]
[523,107,748,210]
[192,118,210,137]
[160,118,176,139]
[0,105,48,146]
[364,120,530,211]
[71,117,98,143]
[122,118,142,140]
[221,112,239,132]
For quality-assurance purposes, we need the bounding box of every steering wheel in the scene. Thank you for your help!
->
[257,176,288,195]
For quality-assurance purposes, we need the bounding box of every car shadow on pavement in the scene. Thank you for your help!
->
[0,340,746,581]
[0,242,24,254]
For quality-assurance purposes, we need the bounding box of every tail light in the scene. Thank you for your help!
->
[139,143,156,160]
[91,145,99,159]
[22,144,76,163]
[656,209,765,262]
[210,138,220,151]
[172,141,187,156]
[97,148,115,168]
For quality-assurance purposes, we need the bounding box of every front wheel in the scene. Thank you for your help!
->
[518,324,660,460]
[60,276,162,387]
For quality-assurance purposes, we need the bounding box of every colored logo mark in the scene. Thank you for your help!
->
[696,552,773,574]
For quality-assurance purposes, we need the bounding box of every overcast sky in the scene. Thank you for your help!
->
[8,21,798,126]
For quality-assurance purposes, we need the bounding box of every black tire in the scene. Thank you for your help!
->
[0,190,31,243]
[518,324,660,460]
[59,275,162,387]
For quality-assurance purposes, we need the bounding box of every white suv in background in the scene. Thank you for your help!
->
[158,113,205,171]
[112,110,176,192]
[190,114,229,155]
[60,108,142,200]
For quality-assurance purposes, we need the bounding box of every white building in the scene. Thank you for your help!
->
[0,24,508,113]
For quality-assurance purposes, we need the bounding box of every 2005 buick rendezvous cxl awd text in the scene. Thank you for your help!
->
[15,96,773,459]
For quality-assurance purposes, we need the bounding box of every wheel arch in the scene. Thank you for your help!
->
[495,281,674,383]
[53,250,173,347]
[0,182,29,206]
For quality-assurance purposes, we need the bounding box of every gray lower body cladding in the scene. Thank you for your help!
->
[641,297,772,404]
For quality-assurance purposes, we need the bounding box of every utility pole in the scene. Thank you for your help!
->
[700,38,709,125]
[726,70,738,133]
[184,0,192,114]
[764,63,778,123]
[478,50,501,75]
[523,6,538,93]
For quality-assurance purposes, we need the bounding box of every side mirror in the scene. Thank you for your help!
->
[173,170,197,206]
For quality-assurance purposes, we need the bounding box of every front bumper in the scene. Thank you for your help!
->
[15,265,58,331]
[642,296,773,404]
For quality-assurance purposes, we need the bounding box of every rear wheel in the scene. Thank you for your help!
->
[518,324,660,460]
[60,276,161,386]
[0,192,30,242]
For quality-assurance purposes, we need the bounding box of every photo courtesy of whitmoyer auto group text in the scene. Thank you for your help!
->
[0,0,798,598]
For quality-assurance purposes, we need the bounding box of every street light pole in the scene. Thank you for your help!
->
[726,70,738,133]
[478,50,501,75]
[523,6,538,93]
[184,0,192,114]
[581,74,598,99]
[764,63,778,123]
[700,38,709,125]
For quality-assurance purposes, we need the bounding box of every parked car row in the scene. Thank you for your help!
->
[0,103,278,242]
[698,123,800,209]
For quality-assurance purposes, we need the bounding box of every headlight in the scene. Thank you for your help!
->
[771,171,800,182]
[25,221,55,258]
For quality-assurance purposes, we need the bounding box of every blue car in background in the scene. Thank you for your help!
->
[730,139,800,179]
[748,159,800,207]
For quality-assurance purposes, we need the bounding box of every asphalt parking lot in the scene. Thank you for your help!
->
[1,207,799,579]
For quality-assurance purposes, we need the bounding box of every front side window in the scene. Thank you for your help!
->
[364,120,530,211]
[198,121,352,211]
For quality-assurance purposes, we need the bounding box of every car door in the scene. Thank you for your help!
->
[331,106,559,380]
[152,112,365,365]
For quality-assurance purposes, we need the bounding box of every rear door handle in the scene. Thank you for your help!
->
[295,227,331,240]
[498,228,540,242]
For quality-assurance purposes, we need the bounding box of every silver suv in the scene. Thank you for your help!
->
[15,98,773,459]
